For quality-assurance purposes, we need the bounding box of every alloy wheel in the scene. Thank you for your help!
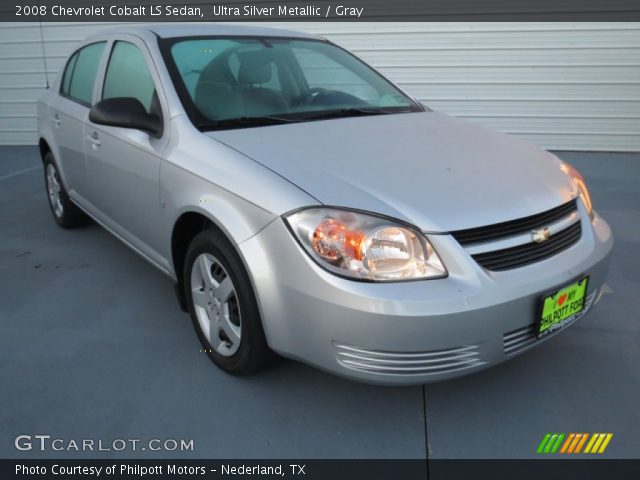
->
[190,253,242,356]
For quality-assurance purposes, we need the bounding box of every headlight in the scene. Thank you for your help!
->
[561,162,594,219]
[284,208,447,281]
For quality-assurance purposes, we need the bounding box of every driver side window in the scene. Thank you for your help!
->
[102,41,158,116]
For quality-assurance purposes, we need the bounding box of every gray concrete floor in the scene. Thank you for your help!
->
[1,146,638,460]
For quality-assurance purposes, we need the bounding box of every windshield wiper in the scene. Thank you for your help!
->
[198,108,415,131]
[198,115,295,130]
[297,107,410,122]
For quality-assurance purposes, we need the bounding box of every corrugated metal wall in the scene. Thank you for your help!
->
[1,22,639,150]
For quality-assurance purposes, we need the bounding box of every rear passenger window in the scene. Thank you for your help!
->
[61,52,78,96]
[61,42,106,105]
[102,41,156,114]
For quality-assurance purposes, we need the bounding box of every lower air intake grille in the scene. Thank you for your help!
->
[503,325,538,355]
[472,221,582,271]
[334,343,484,376]
[503,291,595,355]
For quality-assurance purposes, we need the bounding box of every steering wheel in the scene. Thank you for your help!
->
[181,69,202,78]
[293,87,328,107]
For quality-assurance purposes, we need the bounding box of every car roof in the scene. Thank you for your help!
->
[93,23,320,41]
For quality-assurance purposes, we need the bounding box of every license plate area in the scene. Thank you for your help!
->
[537,276,589,338]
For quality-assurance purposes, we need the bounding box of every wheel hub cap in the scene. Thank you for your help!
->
[190,253,241,357]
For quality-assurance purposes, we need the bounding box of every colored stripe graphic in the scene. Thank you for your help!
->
[568,433,585,453]
[583,434,599,453]
[598,434,613,453]
[537,434,552,453]
[576,433,589,453]
[598,433,613,453]
[540,433,613,454]
[537,433,565,453]
[585,433,614,454]
[560,433,575,453]
[551,434,565,453]
[544,434,558,453]
[591,434,606,453]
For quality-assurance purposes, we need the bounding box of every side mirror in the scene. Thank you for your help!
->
[89,97,163,137]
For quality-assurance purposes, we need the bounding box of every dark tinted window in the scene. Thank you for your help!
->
[64,42,106,105]
[61,51,78,96]
[103,41,156,114]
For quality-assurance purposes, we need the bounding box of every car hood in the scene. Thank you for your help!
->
[206,111,577,232]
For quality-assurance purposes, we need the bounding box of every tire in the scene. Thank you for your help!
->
[44,152,88,229]
[184,228,273,374]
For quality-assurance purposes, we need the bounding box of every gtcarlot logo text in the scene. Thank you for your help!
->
[15,435,194,452]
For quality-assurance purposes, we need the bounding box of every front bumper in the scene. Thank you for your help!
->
[239,208,613,385]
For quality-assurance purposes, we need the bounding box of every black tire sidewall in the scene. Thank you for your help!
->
[43,152,86,228]
[184,228,270,374]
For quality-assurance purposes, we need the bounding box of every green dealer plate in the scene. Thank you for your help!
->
[538,276,589,338]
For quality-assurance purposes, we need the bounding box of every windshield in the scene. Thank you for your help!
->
[160,36,423,130]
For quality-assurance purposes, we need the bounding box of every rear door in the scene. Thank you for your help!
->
[47,42,106,198]
[85,36,169,265]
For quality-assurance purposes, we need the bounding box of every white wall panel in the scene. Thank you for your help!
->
[0,22,638,150]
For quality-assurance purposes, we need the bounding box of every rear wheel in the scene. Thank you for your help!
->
[184,229,272,374]
[44,152,88,228]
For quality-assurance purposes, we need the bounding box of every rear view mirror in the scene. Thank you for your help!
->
[89,97,163,137]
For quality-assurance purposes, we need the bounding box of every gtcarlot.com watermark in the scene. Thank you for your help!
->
[15,434,194,452]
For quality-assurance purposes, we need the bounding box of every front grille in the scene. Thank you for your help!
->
[472,221,582,271]
[334,343,484,376]
[451,200,578,246]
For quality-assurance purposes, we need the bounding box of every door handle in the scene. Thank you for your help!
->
[87,131,101,147]
[51,112,61,126]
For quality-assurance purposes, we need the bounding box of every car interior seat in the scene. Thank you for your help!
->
[236,50,288,117]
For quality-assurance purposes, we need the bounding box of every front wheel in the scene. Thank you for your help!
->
[184,229,273,374]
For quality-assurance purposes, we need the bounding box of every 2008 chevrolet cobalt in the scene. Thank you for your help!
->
[37,24,612,384]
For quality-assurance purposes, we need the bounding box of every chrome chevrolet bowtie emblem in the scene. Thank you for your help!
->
[531,227,551,243]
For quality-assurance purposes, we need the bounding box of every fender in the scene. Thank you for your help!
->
[160,117,318,278]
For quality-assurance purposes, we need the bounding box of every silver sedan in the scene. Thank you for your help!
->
[37,24,613,384]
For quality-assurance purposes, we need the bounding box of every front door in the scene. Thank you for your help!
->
[85,38,168,264]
